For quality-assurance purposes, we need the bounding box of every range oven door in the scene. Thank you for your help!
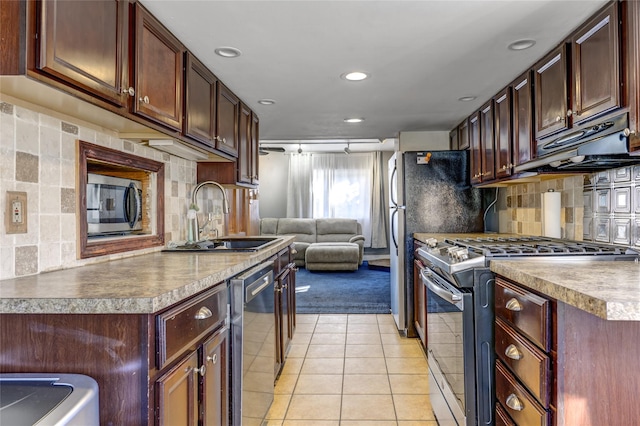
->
[422,267,476,426]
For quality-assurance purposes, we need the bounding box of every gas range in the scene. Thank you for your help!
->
[417,236,640,288]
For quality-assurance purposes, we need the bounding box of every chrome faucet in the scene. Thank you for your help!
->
[191,181,230,240]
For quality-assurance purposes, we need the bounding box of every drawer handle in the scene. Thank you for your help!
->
[207,354,218,365]
[506,393,524,411]
[193,365,206,377]
[505,344,523,360]
[506,298,523,312]
[194,306,213,320]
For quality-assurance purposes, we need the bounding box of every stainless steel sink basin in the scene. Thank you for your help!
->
[164,237,279,253]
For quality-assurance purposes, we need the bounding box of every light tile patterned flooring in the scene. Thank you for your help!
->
[265,313,439,425]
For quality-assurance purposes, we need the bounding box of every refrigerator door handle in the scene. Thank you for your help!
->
[390,166,398,206]
[391,209,398,252]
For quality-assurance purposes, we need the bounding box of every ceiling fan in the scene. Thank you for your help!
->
[258,145,286,155]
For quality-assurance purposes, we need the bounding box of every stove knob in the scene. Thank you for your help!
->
[425,238,438,248]
[458,248,469,261]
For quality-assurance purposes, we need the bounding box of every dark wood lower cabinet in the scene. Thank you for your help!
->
[157,351,199,426]
[413,258,426,350]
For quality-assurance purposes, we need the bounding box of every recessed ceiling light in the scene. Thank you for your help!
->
[214,47,242,58]
[258,99,276,105]
[344,118,364,123]
[508,39,536,51]
[458,96,477,102]
[341,71,369,81]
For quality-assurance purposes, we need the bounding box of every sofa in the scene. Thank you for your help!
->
[260,218,365,271]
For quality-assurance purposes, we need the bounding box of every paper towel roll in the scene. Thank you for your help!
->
[542,190,561,238]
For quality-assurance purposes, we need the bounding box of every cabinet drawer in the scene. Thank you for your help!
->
[157,284,228,370]
[496,360,549,426]
[274,247,291,276]
[495,278,550,351]
[496,402,516,426]
[495,316,551,407]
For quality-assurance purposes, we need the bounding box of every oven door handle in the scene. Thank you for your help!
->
[420,268,464,310]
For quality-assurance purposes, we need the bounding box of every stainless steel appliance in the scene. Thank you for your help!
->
[518,112,638,171]
[228,261,275,426]
[416,236,640,426]
[86,173,142,236]
[388,151,487,335]
[0,373,99,425]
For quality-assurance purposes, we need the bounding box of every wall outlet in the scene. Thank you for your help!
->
[5,191,27,234]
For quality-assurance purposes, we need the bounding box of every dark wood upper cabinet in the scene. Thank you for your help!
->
[184,52,217,148]
[534,44,569,140]
[480,101,496,182]
[469,112,482,185]
[624,0,640,152]
[459,119,470,150]
[238,102,252,184]
[216,82,240,157]
[251,113,260,186]
[512,71,535,167]
[571,2,620,125]
[37,0,129,107]
[449,128,459,150]
[133,4,184,131]
[494,88,513,179]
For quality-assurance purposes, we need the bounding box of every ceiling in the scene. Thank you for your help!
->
[141,0,608,153]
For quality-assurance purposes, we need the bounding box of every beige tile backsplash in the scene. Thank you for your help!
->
[0,99,200,279]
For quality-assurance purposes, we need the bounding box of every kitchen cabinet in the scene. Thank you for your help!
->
[449,127,459,150]
[216,82,240,157]
[133,4,184,132]
[36,0,129,107]
[625,0,640,152]
[480,101,496,182]
[251,113,260,186]
[274,245,296,377]
[238,103,253,184]
[469,112,482,185]
[156,350,199,426]
[494,88,513,179]
[535,2,621,141]
[184,52,217,148]
[512,71,535,167]
[458,119,470,150]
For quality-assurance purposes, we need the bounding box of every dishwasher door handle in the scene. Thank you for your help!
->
[251,276,272,296]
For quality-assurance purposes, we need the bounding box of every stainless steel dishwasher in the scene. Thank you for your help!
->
[228,261,275,426]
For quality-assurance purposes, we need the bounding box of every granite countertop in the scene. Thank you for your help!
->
[412,233,640,321]
[0,236,294,315]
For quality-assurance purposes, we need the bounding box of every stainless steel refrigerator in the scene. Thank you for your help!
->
[389,150,487,334]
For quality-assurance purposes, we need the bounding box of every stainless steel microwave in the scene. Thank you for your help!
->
[86,173,142,236]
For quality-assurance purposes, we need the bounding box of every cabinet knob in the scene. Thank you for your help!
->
[566,109,573,117]
[139,95,150,104]
[194,306,213,320]
[505,394,524,411]
[505,298,523,312]
[206,354,218,365]
[122,87,135,96]
[504,344,523,360]
[555,115,562,123]
[193,365,206,376]
[623,128,637,137]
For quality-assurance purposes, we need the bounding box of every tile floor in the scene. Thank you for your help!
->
[265,313,439,425]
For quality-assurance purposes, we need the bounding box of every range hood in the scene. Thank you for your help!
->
[515,113,640,172]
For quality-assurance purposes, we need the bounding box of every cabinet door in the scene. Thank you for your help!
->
[626,0,640,152]
[251,113,260,185]
[571,2,620,125]
[38,0,128,106]
[184,52,217,147]
[494,89,512,179]
[480,101,496,182]
[202,326,229,426]
[449,128,459,150]
[287,263,296,337]
[469,112,482,185]
[458,119,470,150]
[238,103,252,184]
[216,83,240,157]
[512,71,535,166]
[157,351,199,426]
[534,45,569,139]
[134,5,184,131]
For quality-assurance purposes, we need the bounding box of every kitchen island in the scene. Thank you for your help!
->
[0,236,294,425]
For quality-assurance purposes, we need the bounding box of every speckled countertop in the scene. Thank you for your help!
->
[0,236,294,315]
[413,233,640,321]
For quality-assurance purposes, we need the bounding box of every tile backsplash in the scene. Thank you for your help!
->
[583,166,640,247]
[0,99,199,279]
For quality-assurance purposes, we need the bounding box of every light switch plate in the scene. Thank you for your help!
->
[5,191,27,234]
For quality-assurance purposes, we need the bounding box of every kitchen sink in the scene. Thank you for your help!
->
[164,237,279,253]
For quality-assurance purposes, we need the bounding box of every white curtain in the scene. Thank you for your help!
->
[286,152,387,248]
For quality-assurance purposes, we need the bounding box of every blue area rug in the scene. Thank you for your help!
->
[295,261,391,314]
